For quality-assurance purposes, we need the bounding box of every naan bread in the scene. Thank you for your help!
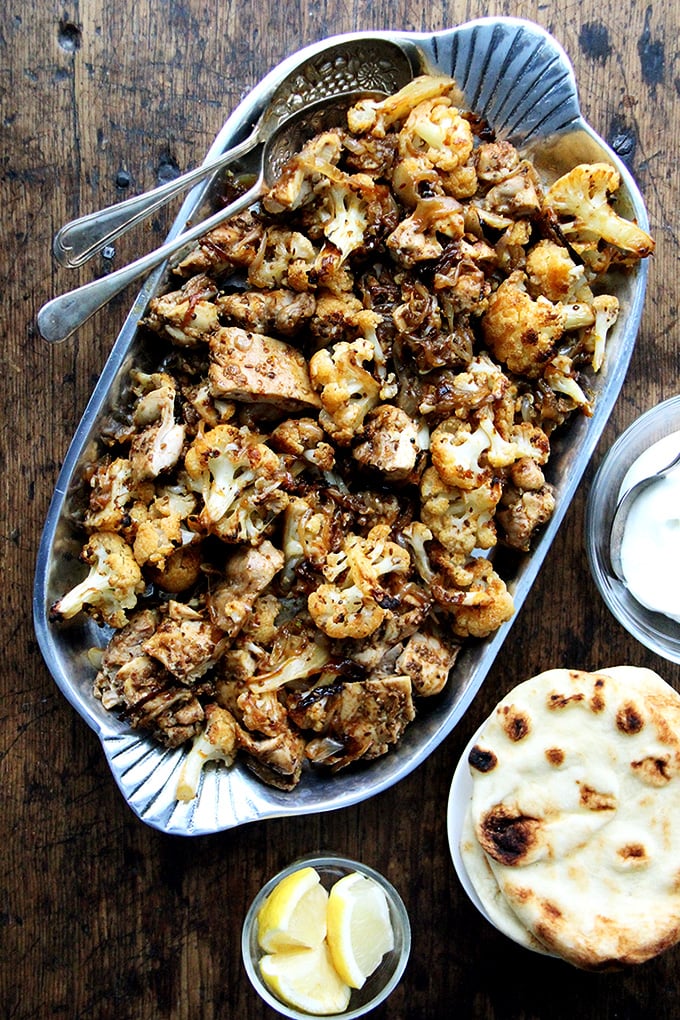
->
[459,805,552,955]
[466,666,680,969]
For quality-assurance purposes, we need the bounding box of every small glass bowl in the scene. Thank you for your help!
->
[585,394,680,663]
[241,852,411,1019]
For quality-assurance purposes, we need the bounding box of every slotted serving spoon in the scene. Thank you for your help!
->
[609,447,680,581]
[52,37,414,270]
[37,89,386,344]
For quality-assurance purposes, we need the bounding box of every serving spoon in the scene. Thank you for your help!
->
[52,37,414,269]
[37,90,384,344]
[609,448,680,580]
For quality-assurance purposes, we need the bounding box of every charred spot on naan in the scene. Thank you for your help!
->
[617,843,649,865]
[616,702,645,734]
[547,691,585,709]
[500,704,531,741]
[468,744,498,773]
[578,782,617,811]
[477,804,541,866]
[630,755,673,785]
[545,746,565,766]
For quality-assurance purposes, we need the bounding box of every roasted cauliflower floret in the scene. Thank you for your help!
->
[83,457,135,533]
[269,417,335,473]
[217,288,315,338]
[352,404,423,479]
[281,493,335,586]
[420,467,501,562]
[430,418,491,490]
[184,423,289,544]
[432,556,514,638]
[50,532,145,629]
[525,239,591,304]
[247,227,318,291]
[308,524,410,639]
[544,162,655,257]
[587,293,620,372]
[176,703,240,801]
[263,130,344,213]
[481,271,594,377]
[347,75,455,136]
[309,337,381,444]
[397,94,474,172]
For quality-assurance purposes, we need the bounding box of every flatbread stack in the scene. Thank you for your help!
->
[459,666,680,969]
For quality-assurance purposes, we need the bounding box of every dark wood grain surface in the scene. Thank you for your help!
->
[3,1,679,1017]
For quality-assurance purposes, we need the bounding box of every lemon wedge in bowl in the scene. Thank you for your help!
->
[259,941,351,1015]
[326,872,395,989]
[257,865,328,953]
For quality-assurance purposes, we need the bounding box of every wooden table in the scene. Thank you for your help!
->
[3,1,679,1016]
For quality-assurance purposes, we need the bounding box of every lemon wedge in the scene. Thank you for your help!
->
[259,941,351,1016]
[257,866,328,953]
[326,872,395,989]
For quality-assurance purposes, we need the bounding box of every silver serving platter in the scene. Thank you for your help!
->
[34,17,651,835]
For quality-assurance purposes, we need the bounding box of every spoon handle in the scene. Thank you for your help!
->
[37,176,264,344]
[52,130,261,269]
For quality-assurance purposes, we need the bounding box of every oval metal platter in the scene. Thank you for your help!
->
[33,17,652,835]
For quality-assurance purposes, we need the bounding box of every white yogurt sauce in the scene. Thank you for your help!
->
[618,430,680,623]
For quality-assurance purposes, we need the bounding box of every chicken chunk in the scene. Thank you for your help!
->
[142,601,228,683]
[208,327,321,410]
[302,677,416,769]
[395,630,460,697]
[207,540,284,636]
[217,288,316,337]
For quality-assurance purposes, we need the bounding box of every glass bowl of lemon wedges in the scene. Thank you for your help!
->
[241,852,411,1018]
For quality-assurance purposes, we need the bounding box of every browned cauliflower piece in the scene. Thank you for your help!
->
[430,418,492,490]
[83,457,135,533]
[525,239,591,304]
[50,531,145,629]
[347,75,455,136]
[308,524,410,639]
[420,466,501,562]
[544,163,655,257]
[269,417,335,473]
[184,423,289,544]
[176,703,239,801]
[309,337,381,445]
[281,493,336,586]
[352,404,423,479]
[247,226,318,292]
[433,557,515,638]
[481,270,594,377]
